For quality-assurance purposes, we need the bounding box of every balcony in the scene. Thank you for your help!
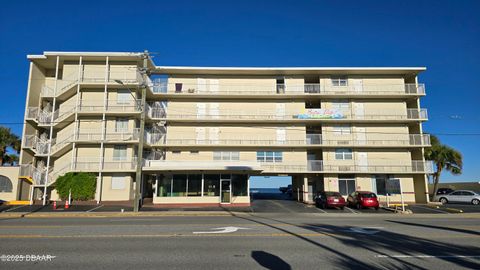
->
[164,108,428,122]
[72,157,137,171]
[261,160,434,174]
[40,70,144,98]
[78,100,142,113]
[148,80,426,96]
[75,129,140,142]
[142,159,433,174]
[146,134,430,148]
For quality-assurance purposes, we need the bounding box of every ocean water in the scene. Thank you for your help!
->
[250,188,282,194]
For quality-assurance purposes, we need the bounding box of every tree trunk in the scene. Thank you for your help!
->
[0,156,3,166]
[432,167,442,200]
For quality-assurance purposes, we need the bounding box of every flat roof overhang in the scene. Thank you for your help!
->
[27,51,155,69]
[154,66,426,76]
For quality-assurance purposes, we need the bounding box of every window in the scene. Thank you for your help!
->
[187,174,202,197]
[203,174,220,196]
[335,149,353,160]
[111,175,126,190]
[257,151,283,162]
[113,145,127,161]
[276,78,285,93]
[375,177,387,196]
[232,175,248,196]
[332,101,350,110]
[339,176,355,196]
[115,118,129,132]
[213,151,240,161]
[0,175,13,192]
[333,125,351,135]
[331,77,348,86]
[172,174,187,196]
[157,176,172,197]
[117,89,132,104]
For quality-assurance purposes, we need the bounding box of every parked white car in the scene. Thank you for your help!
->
[436,190,480,205]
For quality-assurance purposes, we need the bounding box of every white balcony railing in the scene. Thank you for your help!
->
[149,81,426,95]
[165,108,428,121]
[147,134,430,147]
[19,164,47,185]
[73,157,137,171]
[261,160,433,173]
[76,129,140,142]
[142,159,433,174]
[146,103,167,119]
[78,100,142,113]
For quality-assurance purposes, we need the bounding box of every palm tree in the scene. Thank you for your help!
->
[0,126,21,165]
[424,135,463,198]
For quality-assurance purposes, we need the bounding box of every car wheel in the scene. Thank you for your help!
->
[439,197,448,204]
[356,203,362,210]
[375,207,379,211]
[340,207,344,210]
[472,199,479,205]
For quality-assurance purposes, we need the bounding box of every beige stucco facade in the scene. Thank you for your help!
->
[16,51,431,207]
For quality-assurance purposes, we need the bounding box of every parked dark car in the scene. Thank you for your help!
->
[315,191,346,209]
[279,185,292,194]
[347,191,380,210]
[436,188,454,195]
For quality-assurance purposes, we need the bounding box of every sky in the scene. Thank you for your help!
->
[0,0,479,187]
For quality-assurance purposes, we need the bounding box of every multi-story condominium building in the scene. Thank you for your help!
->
[17,51,433,207]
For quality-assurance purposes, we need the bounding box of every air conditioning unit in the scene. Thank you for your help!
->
[337,140,349,145]
[339,166,351,171]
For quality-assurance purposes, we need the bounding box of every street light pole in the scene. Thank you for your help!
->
[133,50,149,212]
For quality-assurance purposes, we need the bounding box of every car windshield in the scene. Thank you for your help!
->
[360,193,377,198]
[325,192,341,197]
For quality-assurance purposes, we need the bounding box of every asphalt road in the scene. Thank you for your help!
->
[0,212,479,270]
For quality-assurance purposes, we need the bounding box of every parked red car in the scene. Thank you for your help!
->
[314,191,346,210]
[347,191,380,210]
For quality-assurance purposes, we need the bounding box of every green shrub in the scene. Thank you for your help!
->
[55,172,96,201]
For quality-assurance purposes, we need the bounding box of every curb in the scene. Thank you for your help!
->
[445,208,464,213]
[0,211,236,218]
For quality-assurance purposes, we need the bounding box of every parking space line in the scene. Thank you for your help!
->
[4,205,27,212]
[377,254,480,258]
[413,205,450,214]
[314,207,327,213]
[87,205,104,212]
[345,207,360,214]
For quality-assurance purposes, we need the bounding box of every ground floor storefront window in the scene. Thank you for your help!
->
[156,173,248,198]
[338,175,356,196]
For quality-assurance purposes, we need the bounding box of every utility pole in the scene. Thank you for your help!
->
[133,50,149,212]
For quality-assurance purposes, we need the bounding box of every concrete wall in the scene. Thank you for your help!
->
[0,166,20,201]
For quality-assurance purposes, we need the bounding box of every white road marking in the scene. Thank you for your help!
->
[413,205,450,214]
[345,207,360,214]
[377,254,480,258]
[193,226,250,234]
[4,205,27,212]
[315,207,327,213]
[86,205,104,212]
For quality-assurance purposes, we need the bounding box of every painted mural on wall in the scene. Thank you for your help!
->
[294,109,345,119]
